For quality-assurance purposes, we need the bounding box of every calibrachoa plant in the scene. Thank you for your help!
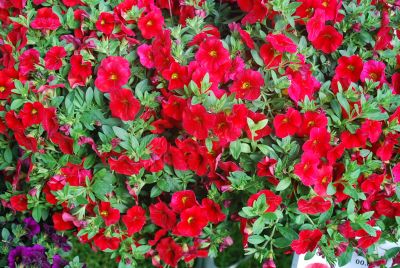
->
[0,0,400,267]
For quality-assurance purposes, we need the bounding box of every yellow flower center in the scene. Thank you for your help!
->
[187,216,194,224]
[147,20,153,26]
[0,86,5,92]
[171,73,179,79]
[101,20,105,25]
[369,73,378,80]
[100,211,108,217]
[241,82,251,89]
[209,50,217,57]
[110,74,118,80]
[31,109,38,115]
[322,1,328,7]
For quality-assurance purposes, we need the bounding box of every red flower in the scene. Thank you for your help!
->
[99,202,120,226]
[297,111,328,137]
[266,34,297,53]
[291,229,323,254]
[311,25,343,53]
[256,157,276,178]
[247,190,282,212]
[0,70,14,100]
[294,152,319,186]
[230,69,264,100]
[360,60,386,84]
[94,230,121,251]
[108,155,142,176]
[95,56,131,93]
[195,38,230,73]
[137,44,154,69]
[162,62,189,90]
[44,46,67,71]
[306,9,325,41]
[245,110,272,140]
[156,237,183,267]
[122,205,146,236]
[302,127,331,157]
[96,12,115,35]
[361,174,384,195]
[298,196,331,214]
[30,8,61,31]
[170,190,197,213]
[150,202,176,230]
[50,132,74,155]
[19,49,40,75]
[393,163,400,183]
[68,55,92,89]
[109,88,140,121]
[260,43,282,69]
[335,55,363,82]
[174,206,208,237]
[15,133,38,152]
[19,102,45,128]
[53,212,74,231]
[138,8,164,39]
[237,0,268,24]
[10,194,28,211]
[357,231,381,249]
[361,119,382,143]
[273,108,302,138]
[182,104,215,140]
[201,198,226,224]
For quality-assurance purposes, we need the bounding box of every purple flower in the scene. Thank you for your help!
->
[52,254,68,268]
[8,245,50,268]
[23,217,40,238]
[51,233,71,252]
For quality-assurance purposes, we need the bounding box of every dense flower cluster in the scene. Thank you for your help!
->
[0,0,400,267]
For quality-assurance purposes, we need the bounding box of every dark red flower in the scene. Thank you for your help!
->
[156,237,183,267]
[150,202,176,230]
[273,108,302,138]
[291,229,323,254]
[10,194,28,211]
[182,104,215,140]
[44,46,67,71]
[174,206,209,237]
[53,212,74,231]
[230,69,264,100]
[311,25,343,53]
[201,198,226,224]
[122,205,146,236]
[306,9,325,41]
[237,0,268,24]
[170,190,197,213]
[266,34,297,53]
[19,102,45,128]
[247,190,282,212]
[109,88,140,121]
[298,196,331,214]
[138,8,164,39]
[256,157,277,178]
[96,12,115,35]
[30,8,61,31]
[68,55,92,89]
[99,202,120,226]
[95,56,131,93]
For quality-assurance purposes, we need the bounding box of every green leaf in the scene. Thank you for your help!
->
[10,99,25,110]
[251,50,264,66]
[277,226,298,241]
[338,246,353,267]
[276,178,291,191]
[230,140,241,160]
[113,126,129,141]
[248,235,265,245]
[92,170,115,199]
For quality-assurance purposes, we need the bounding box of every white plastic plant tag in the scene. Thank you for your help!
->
[292,252,368,268]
